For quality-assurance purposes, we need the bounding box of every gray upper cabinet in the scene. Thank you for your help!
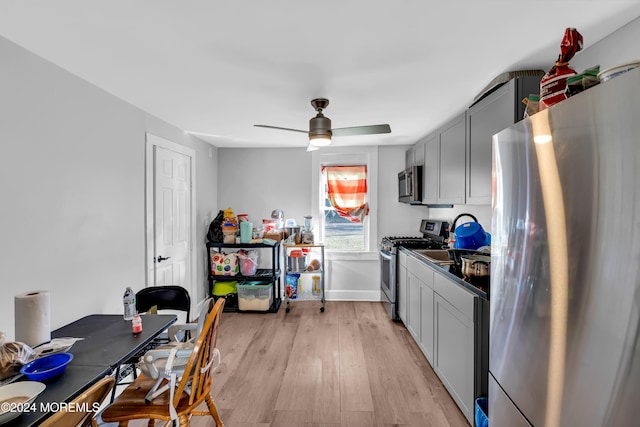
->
[437,112,466,205]
[421,132,438,205]
[466,75,542,205]
[414,139,425,167]
[419,113,465,206]
[409,75,541,206]
[405,140,425,168]
[405,146,414,168]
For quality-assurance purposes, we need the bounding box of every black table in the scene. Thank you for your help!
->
[7,314,176,426]
[51,314,177,368]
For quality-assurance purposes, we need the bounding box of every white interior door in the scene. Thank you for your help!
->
[146,133,196,308]
[154,146,190,286]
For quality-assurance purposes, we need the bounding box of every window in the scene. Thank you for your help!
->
[322,165,368,251]
[312,147,378,256]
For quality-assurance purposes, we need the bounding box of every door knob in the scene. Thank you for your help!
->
[156,256,171,263]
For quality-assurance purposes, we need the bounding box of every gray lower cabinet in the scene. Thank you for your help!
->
[402,252,486,427]
[407,257,433,364]
[407,269,421,340]
[418,272,434,364]
[398,251,408,323]
[406,255,435,363]
[433,272,477,425]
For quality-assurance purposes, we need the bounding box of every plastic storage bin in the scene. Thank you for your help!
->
[237,282,273,311]
[475,397,488,427]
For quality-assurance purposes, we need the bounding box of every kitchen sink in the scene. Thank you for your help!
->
[413,249,453,265]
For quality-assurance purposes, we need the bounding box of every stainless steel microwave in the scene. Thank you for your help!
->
[398,165,422,204]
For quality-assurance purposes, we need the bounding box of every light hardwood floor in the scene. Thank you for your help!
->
[126,301,469,427]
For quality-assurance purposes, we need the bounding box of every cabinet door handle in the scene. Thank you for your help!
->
[156,256,171,263]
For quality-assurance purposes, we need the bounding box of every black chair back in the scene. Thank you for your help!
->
[136,285,191,323]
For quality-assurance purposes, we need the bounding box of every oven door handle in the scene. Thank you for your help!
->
[380,250,393,261]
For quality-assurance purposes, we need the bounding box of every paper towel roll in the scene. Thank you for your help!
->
[15,290,51,347]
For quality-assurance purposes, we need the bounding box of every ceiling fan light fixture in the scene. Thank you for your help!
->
[309,115,332,146]
[308,113,332,147]
[309,133,332,147]
[306,143,320,152]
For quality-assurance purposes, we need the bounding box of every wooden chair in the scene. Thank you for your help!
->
[40,375,115,427]
[137,296,220,404]
[101,298,225,427]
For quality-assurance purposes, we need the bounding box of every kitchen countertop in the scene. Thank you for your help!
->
[400,246,489,300]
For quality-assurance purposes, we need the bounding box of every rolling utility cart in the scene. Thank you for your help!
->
[283,243,325,312]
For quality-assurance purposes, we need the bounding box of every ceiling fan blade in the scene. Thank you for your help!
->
[254,124,308,134]
[332,124,391,137]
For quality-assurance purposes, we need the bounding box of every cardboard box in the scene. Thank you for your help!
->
[263,230,283,241]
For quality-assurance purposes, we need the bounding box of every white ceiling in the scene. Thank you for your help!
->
[1,1,639,149]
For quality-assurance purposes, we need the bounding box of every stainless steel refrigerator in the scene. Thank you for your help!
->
[490,67,640,427]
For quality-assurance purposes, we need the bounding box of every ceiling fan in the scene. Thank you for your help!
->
[254,98,391,148]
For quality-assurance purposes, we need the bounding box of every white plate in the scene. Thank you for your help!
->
[0,381,46,424]
[33,337,83,357]
[598,61,640,82]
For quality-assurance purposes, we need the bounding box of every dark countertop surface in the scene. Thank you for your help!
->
[400,246,489,300]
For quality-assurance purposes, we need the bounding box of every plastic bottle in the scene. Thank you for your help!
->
[131,313,142,334]
[123,287,136,320]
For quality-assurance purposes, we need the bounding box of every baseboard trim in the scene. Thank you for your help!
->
[325,289,382,301]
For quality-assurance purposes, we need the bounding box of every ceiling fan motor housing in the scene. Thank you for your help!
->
[309,114,332,137]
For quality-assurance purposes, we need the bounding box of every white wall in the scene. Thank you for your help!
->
[217,148,311,226]
[572,16,640,75]
[377,146,434,237]
[0,36,218,341]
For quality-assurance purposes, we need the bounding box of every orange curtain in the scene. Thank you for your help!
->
[322,165,369,223]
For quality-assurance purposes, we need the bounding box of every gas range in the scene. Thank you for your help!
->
[380,236,444,253]
[380,219,451,321]
[380,219,450,254]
